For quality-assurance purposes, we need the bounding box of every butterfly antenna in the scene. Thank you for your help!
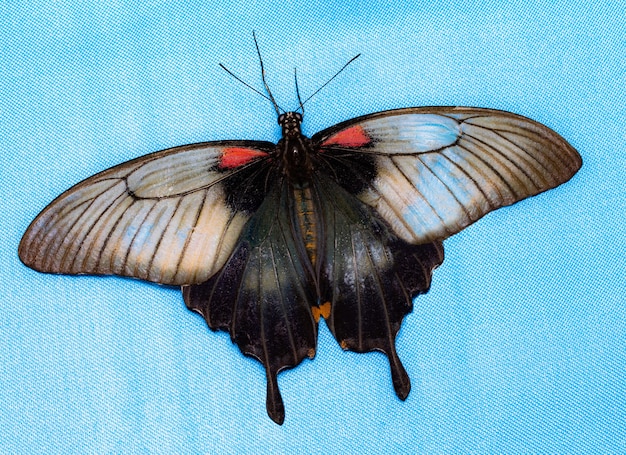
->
[294,68,305,115]
[300,53,361,108]
[218,63,276,104]
[253,31,283,116]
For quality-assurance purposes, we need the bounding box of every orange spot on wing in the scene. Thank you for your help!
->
[312,301,332,323]
[220,147,268,169]
[319,301,331,319]
[321,125,371,148]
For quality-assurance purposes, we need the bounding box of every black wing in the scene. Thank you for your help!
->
[183,180,318,425]
[314,175,444,400]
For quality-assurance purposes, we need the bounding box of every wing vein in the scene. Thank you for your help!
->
[70,190,129,272]
[390,156,451,236]
[463,131,540,191]
[146,196,184,282]
[174,189,209,281]
[270,227,299,365]
[207,210,238,280]
[60,188,125,270]
[36,185,115,270]
[121,200,158,274]
[471,123,555,182]
[457,139,518,199]
[95,198,136,272]
[440,151,494,211]
[416,154,472,221]
[360,229,395,350]
[349,225,363,350]
[226,244,254,336]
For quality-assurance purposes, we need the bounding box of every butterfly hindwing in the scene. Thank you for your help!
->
[184,173,445,421]
[314,107,582,244]
[314,175,444,399]
[183,181,318,425]
[18,141,274,285]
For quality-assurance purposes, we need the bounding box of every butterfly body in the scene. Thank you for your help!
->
[19,106,581,425]
[274,111,320,266]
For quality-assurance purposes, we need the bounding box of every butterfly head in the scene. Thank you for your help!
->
[278,111,303,138]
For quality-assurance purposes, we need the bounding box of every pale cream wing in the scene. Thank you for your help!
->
[19,141,273,285]
[314,107,582,244]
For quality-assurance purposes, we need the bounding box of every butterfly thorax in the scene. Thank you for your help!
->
[276,112,313,182]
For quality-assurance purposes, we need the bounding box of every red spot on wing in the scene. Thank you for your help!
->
[321,125,372,148]
[220,147,269,169]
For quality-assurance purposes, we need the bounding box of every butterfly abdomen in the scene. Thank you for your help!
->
[293,184,318,267]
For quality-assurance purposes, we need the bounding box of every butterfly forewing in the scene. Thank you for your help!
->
[313,107,582,244]
[19,141,274,285]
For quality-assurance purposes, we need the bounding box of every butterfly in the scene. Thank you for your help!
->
[18,40,582,425]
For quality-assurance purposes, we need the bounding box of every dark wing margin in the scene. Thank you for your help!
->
[183,181,318,425]
[315,175,444,400]
[19,140,274,285]
[313,107,582,244]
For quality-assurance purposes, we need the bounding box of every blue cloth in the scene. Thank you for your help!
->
[1,1,624,452]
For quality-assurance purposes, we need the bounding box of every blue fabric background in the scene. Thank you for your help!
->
[1,1,624,453]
